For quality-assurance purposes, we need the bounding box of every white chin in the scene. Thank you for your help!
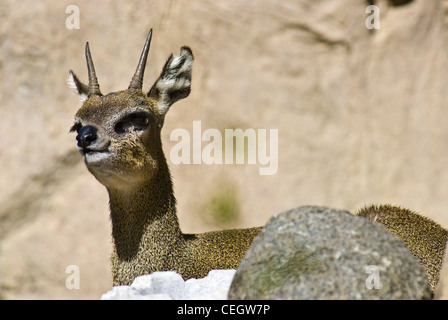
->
[85,151,112,164]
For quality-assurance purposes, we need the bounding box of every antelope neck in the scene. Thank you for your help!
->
[107,167,181,260]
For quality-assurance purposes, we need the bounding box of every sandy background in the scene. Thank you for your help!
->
[1,0,448,299]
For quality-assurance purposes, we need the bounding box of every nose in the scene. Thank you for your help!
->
[76,125,98,149]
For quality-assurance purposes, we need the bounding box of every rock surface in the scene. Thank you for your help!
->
[228,206,432,300]
[101,269,236,300]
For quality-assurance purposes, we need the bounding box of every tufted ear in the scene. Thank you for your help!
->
[148,46,193,118]
[67,70,89,103]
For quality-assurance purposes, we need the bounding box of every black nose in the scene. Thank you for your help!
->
[76,125,98,149]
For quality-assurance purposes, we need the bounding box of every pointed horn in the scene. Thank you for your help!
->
[85,42,102,96]
[129,29,153,90]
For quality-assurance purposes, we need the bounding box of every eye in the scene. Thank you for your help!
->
[132,116,149,127]
[114,112,153,134]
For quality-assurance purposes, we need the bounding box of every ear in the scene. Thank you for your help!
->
[148,47,194,116]
[67,70,89,103]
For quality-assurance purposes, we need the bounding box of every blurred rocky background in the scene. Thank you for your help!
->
[1,0,448,299]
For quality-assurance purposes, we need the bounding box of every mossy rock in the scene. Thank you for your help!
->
[228,206,432,300]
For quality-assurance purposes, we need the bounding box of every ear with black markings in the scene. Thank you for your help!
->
[148,47,193,118]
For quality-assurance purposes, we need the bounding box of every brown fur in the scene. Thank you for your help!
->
[356,204,448,291]
[69,32,261,286]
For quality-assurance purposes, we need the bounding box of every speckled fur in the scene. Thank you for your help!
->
[356,204,448,291]
[70,38,262,286]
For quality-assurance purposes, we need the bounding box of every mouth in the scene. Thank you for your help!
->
[78,147,112,163]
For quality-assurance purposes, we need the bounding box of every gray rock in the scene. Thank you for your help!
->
[228,206,432,300]
[101,269,236,300]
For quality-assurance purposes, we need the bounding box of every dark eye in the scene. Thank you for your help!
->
[114,112,152,134]
[132,116,149,127]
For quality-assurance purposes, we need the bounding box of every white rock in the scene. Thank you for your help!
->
[131,271,185,299]
[185,269,236,300]
[100,286,140,300]
[101,269,236,300]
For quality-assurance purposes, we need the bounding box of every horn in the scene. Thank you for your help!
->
[129,29,153,90]
[85,42,102,96]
